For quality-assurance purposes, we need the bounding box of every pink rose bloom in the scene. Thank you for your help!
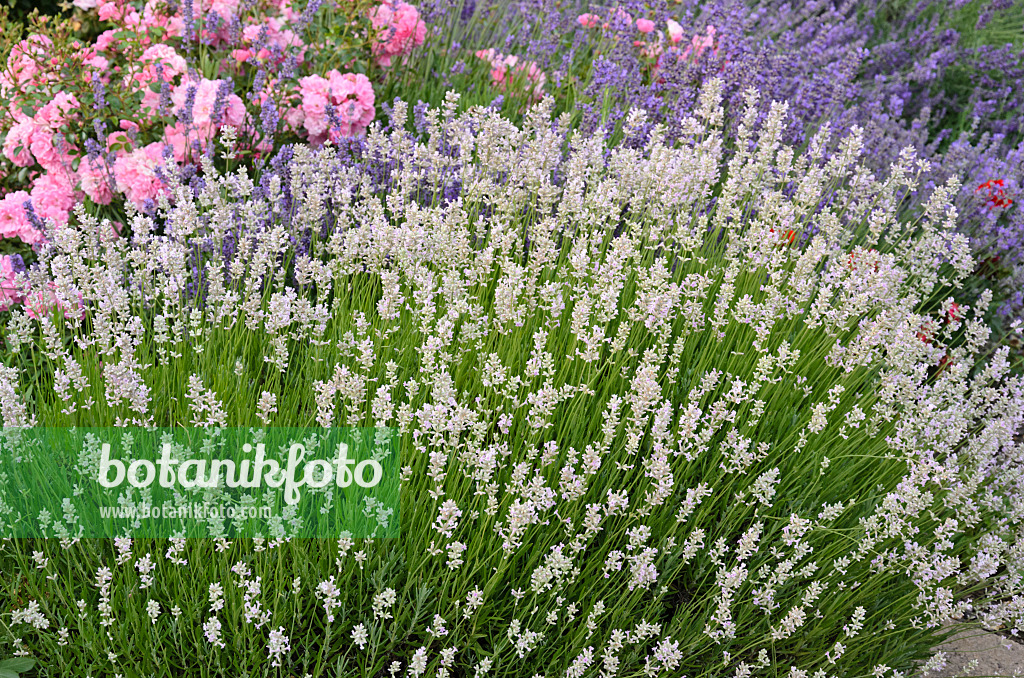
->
[28,128,61,172]
[240,19,306,64]
[208,0,241,19]
[139,44,187,83]
[84,53,110,72]
[95,30,120,52]
[577,13,600,28]
[475,49,546,101]
[162,123,191,162]
[282,105,305,133]
[35,92,80,129]
[122,8,145,34]
[22,281,85,321]
[666,19,684,44]
[76,43,110,73]
[681,25,718,61]
[79,157,115,205]
[297,71,375,144]
[0,191,45,245]
[369,0,426,67]
[97,0,123,21]
[0,35,52,96]
[137,45,187,113]
[167,78,246,159]
[113,141,166,207]
[273,0,301,22]
[328,74,376,142]
[30,172,77,228]
[3,120,36,167]
[636,18,655,33]
[171,78,245,131]
[241,23,263,44]
[142,0,183,38]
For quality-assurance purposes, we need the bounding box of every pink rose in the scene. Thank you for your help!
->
[23,281,85,321]
[475,49,546,101]
[577,13,600,28]
[296,71,375,143]
[666,19,684,44]
[282,105,305,132]
[369,1,426,67]
[636,18,655,33]
[28,128,61,172]
[97,0,122,21]
[0,191,44,245]
[166,78,246,159]
[30,171,77,227]
[209,0,241,20]
[36,92,80,128]
[138,44,187,83]
[141,0,183,38]
[95,30,120,52]
[113,141,166,207]
[0,35,53,97]
[79,157,115,205]
[3,120,35,167]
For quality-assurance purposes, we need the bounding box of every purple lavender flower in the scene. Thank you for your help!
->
[91,72,107,110]
[22,200,45,233]
[261,97,279,137]
[294,0,324,32]
[205,12,222,45]
[158,79,173,117]
[178,84,198,127]
[183,0,195,48]
[227,14,243,46]
[252,66,268,101]
[84,138,103,162]
[413,100,430,136]
[211,79,234,126]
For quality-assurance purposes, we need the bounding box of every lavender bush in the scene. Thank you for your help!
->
[1,88,1023,677]
[398,0,1024,321]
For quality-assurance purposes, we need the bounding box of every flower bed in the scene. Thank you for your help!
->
[1,87,1022,677]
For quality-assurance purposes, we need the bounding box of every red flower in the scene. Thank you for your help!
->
[768,227,796,247]
[937,353,953,374]
[847,249,879,272]
[947,302,961,324]
[976,179,1014,209]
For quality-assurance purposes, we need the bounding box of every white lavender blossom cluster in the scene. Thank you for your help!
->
[1,82,1022,677]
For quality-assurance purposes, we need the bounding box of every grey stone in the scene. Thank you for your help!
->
[916,624,1024,678]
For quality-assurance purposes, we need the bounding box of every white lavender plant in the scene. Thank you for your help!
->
[1,82,1022,678]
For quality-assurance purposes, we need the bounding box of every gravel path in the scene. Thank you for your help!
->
[916,623,1024,678]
